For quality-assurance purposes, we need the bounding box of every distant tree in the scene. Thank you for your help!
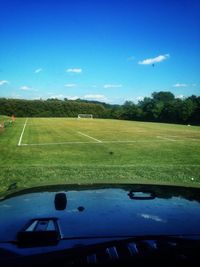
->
[138,97,155,121]
[177,99,195,123]
[0,92,199,125]
[121,101,141,120]
[187,95,200,124]
[160,101,177,122]
[152,91,175,102]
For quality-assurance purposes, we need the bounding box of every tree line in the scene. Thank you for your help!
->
[0,91,199,125]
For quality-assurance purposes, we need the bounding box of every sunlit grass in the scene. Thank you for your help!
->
[0,118,200,195]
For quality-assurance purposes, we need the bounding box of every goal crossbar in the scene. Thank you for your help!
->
[78,114,93,119]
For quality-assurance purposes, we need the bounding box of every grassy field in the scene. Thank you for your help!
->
[0,117,200,196]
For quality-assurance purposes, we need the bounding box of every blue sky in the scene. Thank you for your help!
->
[0,0,199,104]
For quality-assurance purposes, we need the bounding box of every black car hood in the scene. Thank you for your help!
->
[0,184,200,242]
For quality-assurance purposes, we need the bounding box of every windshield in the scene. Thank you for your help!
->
[0,0,200,241]
[0,0,200,197]
[1,2,200,267]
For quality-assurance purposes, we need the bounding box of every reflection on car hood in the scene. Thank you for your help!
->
[0,184,200,242]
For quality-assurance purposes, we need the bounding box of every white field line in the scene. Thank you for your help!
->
[156,136,176,141]
[18,118,28,146]
[165,135,179,138]
[77,131,102,143]
[20,139,188,147]
[20,141,139,146]
[101,139,183,143]
[166,135,200,141]
[20,141,97,146]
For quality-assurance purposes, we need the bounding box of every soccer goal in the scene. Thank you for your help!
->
[77,114,93,119]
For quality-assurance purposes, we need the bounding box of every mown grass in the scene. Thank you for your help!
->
[0,118,200,196]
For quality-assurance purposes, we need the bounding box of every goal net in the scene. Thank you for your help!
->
[78,114,93,119]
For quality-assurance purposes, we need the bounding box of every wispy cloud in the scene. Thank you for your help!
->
[84,94,107,101]
[66,68,82,74]
[11,94,21,99]
[64,83,77,88]
[20,86,32,91]
[0,80,9,86]
[50,94,64,99]
[173,83,187,87]
[138,54,170,65]
[20,86,38,92]
[34,68,43,73]
[103,84,122,89]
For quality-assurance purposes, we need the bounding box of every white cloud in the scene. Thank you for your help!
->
[34,68,43,73]
[173,83,187,87]
[173,83,198,88]
[84,94,107,101]
[66,96,79,100]
[49,94,79,100]
[50,94,64,99]
[11,94,21,99]
[20,86,38,92]
[64,83,77,88]
[20,86,32,91]
[138,54,170,65]
[136,96,144,101]
[176,94,185,99]
[66,68,82,73]
[0,80,9,86]
[103,84,122,89]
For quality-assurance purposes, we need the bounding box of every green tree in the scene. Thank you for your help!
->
[152,91,175,102]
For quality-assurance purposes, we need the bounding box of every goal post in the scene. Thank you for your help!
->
[77,114,93,119]
[0,120,4,129]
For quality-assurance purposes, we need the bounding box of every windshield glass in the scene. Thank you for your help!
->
[0,1,199,199]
